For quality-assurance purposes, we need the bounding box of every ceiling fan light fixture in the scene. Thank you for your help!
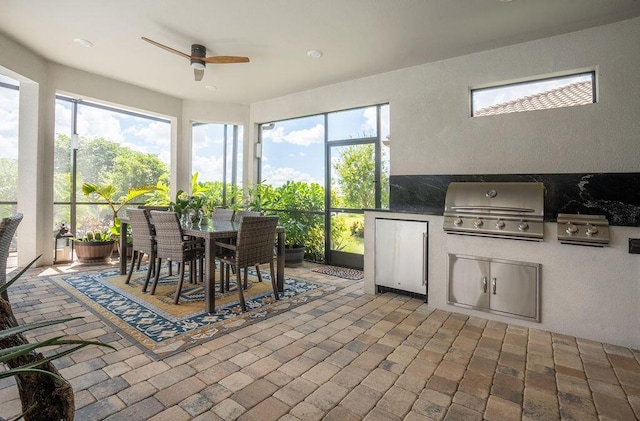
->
[191,61,206,70]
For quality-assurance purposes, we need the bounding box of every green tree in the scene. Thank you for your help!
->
[107,152,168,196]
[333,144,375,208]
[333,143,389,209]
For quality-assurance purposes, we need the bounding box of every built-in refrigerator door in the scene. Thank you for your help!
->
[374,218,428,295]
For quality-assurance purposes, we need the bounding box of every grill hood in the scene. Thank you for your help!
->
[443,182,545,241]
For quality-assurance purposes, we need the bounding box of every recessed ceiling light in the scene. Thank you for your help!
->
[205,85,217,91]
[307,50,323,59]
[73,38,93,47]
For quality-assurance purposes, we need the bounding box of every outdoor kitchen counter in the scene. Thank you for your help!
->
[363,209,640,350]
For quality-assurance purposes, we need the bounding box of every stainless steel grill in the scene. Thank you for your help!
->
[557,213,610,247]
[443,182,545,241]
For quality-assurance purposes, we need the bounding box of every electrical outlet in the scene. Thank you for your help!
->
[629,238,640,254]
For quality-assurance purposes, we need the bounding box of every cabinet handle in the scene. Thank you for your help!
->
[492,278,497,295]
[422,233,428,287]
[482,277,488,293]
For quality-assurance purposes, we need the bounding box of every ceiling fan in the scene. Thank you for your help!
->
[141,37,250,81]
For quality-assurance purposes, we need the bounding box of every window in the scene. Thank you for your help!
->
[54,97,171,234]
[0,75,19,255]
[259,103,389,265]
[192,123,243,207]
[0,75,19,219]
[471,71,595,117]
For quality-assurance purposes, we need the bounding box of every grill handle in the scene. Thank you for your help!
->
[450,206,536,213]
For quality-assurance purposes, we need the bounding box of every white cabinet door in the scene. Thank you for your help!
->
[375,218,428,295]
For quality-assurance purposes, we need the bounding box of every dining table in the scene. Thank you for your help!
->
[119,217,286,313]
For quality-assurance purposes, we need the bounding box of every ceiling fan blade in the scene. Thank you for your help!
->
[203,56,250,64]
[141,37,190,60]
[194,68,204,81]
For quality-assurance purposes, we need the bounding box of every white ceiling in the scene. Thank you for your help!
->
[2,0,640,104]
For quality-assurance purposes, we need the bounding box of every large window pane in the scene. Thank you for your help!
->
[54,97,170,235]
[0,75,19,255]
[260,115,325,189]
[328,106,377,141]
[0,75,19,215]
[192,123,243,207]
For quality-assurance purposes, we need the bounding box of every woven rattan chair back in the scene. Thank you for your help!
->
[150,211,186,259]
[234,216,279,268]
[0,213,23,301]
[233,210,262,223]
[212,208,235,222]
[150,210,204,304]
[127,209,155,255]
[137,205,170,211]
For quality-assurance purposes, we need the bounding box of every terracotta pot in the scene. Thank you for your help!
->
[74,241,115,264]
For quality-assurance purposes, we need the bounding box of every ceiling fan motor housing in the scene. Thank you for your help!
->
[191,44,206,67]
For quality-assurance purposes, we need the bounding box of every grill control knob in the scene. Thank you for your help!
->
[453,217,463,226]
[474,219,483,228]
[518,221,529,231]
[495,220,505,229]
[566,224,578,234]
[586,225,598,236]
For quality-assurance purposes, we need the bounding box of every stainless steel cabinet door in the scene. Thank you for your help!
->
[375,219,428,295]
[490,261,539,319]
[448,255,490,310]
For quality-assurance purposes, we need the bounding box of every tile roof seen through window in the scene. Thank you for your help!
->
[474,81,593,116]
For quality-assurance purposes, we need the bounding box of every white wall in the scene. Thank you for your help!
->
[251,17,640,175]
[252,18,640,349]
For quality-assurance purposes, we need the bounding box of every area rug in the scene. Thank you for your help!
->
[313,265,364,280]
[50,266,335,358]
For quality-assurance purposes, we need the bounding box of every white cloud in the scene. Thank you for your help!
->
[260,164,319,187]
[263,123,324,146]
[193,153,225,182]
[76,106,124,142]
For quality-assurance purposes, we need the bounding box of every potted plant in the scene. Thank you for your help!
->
[73,229,116,263]
[81,182,157,254]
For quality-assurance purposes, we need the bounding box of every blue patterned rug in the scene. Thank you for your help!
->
[50,267,331,358]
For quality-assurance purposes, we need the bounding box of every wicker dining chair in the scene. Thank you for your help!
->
[233,210,262,223]
[214,216,279,311]
[0,213,23,302]
[212,208,235,222]
[150,211,205,304]
[125,209,157,292]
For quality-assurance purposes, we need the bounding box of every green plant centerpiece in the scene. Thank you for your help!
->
[73,229,116,264]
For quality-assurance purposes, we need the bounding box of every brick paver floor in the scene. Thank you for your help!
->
[1,261,639,420]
